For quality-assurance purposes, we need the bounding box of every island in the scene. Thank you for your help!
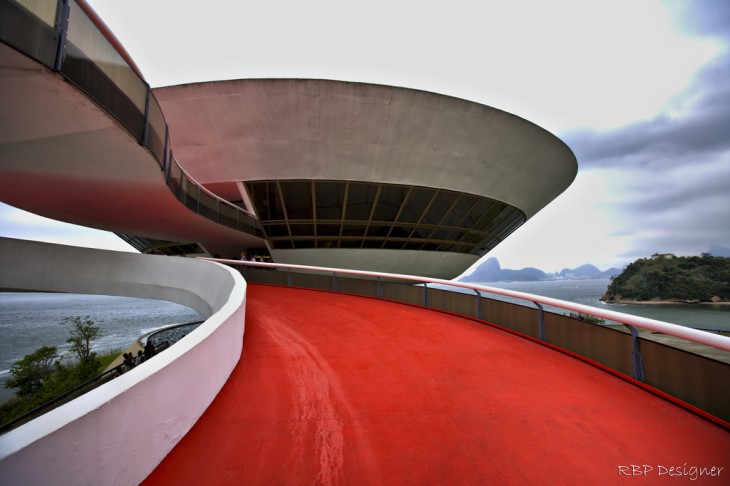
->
[602,254,730,304]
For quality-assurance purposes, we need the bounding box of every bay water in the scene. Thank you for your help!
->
[0,293,201,403]
[2,280,728,403]
[479,279,730,333]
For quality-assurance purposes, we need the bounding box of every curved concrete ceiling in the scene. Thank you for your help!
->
[154,79,577,218]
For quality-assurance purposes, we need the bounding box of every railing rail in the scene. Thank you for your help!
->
[208,258,730,353]
[0,0,263,240]
[211,258,730,424]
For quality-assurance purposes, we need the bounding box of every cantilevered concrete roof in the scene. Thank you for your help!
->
[154,79,577,219]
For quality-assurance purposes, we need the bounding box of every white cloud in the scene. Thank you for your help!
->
[90,0,722,133]
[0,204,137,253]
[480,169,632,273]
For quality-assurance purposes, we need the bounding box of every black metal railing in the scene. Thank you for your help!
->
[0,0,264,239]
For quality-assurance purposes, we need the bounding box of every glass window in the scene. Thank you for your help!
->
[361,240,383,249]
[317,223,342,237]
[366,225,389,237]
[263,224,289,237]
[442,194,477,227]
[444,230,465,241]
[269,240,294,249]
[382,240,405,249]
[429,229,450,241]
[342,224,366,237]
[244,179,525,257]
[292,239,315,249]
[398,187,435,223]
[409,227,434,240]
[247,182,285,221]
[403,242,424,250]
[462,199,494,231]
[344,182,377,220]
[339,239,362,248]
[421,191,458,225]
[315,181,345,220]
[281,181,313,220]
[372,185,405,222]
[289,223,314,236]
[316,239,339,249]
[388,226,413,238]
[461,232,483,244]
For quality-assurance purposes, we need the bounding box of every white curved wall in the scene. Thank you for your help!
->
[0,237,246,485]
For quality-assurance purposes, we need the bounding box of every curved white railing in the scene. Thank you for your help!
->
[0,239,247,485]
[210,258,730,352]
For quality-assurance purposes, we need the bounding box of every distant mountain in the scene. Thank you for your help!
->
[462,257,502,282]
[499,267,549,282]
[461,258,619,282]
[559,264,621,279]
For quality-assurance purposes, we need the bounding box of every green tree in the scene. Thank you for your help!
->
[63,316,100,363]
[5,346,59,397]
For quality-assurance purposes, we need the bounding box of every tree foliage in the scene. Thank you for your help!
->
[63,315,100,363]
[605,256,730,302]
[2,317,104,426]
[5,346,59,397]
[569,313,606,325]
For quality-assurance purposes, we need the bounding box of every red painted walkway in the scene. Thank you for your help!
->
[144,285,729,485]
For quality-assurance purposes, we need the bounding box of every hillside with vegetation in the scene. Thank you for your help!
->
[602,255,730,303]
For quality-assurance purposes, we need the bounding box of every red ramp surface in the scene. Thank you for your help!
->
[145,285,729,485]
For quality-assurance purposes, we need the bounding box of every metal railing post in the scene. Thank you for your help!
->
[377,276,383,298]
[287,268,293,287]
[332,272,338,291]
[53,0,70,72]
[534,302,546,340]
[424,283,429,307]
[161,125,169,172]
[625,325,645,381]
[473,289,482,320]
[142,85,151,146]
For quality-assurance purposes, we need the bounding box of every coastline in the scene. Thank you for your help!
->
[602,299,730,305]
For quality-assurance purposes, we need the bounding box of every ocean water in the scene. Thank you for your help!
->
[0,293,202,402]
[477,279,730,333]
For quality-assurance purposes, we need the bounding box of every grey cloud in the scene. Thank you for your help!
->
[619,160,730,213]
[556,5,730,263]
[672,0,730,39]
[560,19,730,170]
[609,159,730,260]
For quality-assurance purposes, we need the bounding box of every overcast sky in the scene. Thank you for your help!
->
[2,0,729,274]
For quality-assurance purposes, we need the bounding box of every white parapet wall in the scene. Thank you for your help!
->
[0,237,246,485]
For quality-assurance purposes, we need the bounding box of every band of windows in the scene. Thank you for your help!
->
[246,180,526,255]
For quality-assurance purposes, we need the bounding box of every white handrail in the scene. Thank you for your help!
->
[206,258,730,353]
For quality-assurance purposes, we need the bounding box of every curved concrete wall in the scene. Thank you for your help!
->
[0,237,246,485]
[155,79,578,218]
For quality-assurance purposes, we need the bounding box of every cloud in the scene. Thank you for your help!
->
[671,0,730,39]
[0,203,137,253]
[549,6,730,266]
